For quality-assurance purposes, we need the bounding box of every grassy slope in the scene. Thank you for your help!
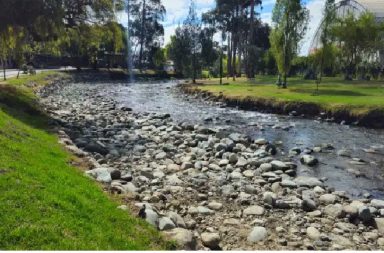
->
[0,72,172,250]
[196,76,384,115]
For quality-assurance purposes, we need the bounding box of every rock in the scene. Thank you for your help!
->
[229,154,238,164]
[168,211,186,228]
[324,204,345,218]
[247,226,267,243]
[295,176,323,187]
[307,210,322,217]
[110,170,121,180]
[255,138,267,145]
[281,179,297,188]
[300,155,319,166]
[85,142,108,155]
[155,152,167,160]
[319,194,337,204]
[167,164,181,172]
[159,217,176,231]
[201,232,221,249]
[244,185,258,194]
[144,209,159,227]
[166,174,183,185]
[375,218,384,235]
[259,163,272,172]
[243,205,265,216]
[197,206,215,215]
[271,160,289,171]
[236,157,248,167]
[85,167,112,183]
[307,227,321,240]
[164,228,196,250]
[208,202,223,210]
[302,199,317,212]
[223,218,241,226]
[181,162,193,170]
[263,192,276,206]
[371,199,384,209]
[343,205,358,218]
[122,182,138,193]
[243,170,255,178]
[358,206,372,223]
[337,149,352,157]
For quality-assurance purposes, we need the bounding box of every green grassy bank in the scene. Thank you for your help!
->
[184,76,384,128]
[0,72,172,250]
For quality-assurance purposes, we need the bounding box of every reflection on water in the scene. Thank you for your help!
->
[102,81,384,199]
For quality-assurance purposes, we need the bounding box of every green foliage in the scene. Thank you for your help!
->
[270,0,309,87]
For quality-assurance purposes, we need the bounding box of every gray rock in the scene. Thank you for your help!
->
[337,149,352,157]
[181,162,193,170]
[168,211,186,228]
[263,192,277,206]
[197,206,215,215]
[359,206,373,223]
[159,217,176,231]
[247,226,268,243]
[208,202,223,210]
[271,160,289,170]
[281,179,297,188]
[307,227,321,240]
[255,138,267,145]
[155,152,167,160]
[324,204,345,218]
[302,199,317,212]
[85,167,112,183]
[144,209,159,227]
[300,155,319,166]
[259,163,272,172]
[201,232,221,249]
[244,185,258,194]
[295,176,323,187]
[229,153,238,164]
[319,194,337,204]
[164,228,196,250]
[243,205,265,216]
[375,218,384,235]
[371,199,384,209]
[110,170,121,180]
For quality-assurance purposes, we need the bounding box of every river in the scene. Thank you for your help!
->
[91,80,384,199]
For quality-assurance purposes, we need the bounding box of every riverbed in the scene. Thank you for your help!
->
[108,80,384,199]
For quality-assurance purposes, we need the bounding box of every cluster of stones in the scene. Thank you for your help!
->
[39,81,384,250]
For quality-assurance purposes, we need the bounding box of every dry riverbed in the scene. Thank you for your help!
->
[38,77,384,250]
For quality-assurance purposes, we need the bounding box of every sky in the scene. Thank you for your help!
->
[118,0,326,56]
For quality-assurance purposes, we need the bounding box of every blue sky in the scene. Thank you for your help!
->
[119,0,326,55]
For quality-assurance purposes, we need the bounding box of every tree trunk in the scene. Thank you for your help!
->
[227,33,232,79]
[2,59,6,81]
[248,0,256,79]
[17,69,20,79]
[139,0,146,72]
[192,50,197,84]
[220,41,223,85]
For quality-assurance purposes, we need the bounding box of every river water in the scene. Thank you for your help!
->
[94,80,384,199]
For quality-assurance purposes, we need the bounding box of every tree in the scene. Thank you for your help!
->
[129,0,165,71]
[315,0,336,91]
[270,0,309,88]
[331,12,384,80]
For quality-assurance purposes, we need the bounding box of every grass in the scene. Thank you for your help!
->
[0,72,173,250]
[195,76,384,115]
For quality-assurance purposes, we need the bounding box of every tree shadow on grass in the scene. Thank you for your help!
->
[292,88,368,97]
[0,84,51,131]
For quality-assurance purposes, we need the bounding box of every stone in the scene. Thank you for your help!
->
[337,149,352,157]
[155,152,167,160]
[244,185,258,194]
[295,176,323,187]
[243,170,255,178]
[271,160,289,170]
[167,212,186,228]
[197,206,215,215]
[300,155,319,166]
[144,209,159,227]
[164,228,196,250]
[375,218,384,235]
[263,192,277,206]
[208,202,223,210]
[281,179,297,188]
[243,205,265,216]
[110,170,121,180]
[236,157,248,167]
[319,194,337,204]
[324,204,345,218]
[358,206,373,223]
[307,227,321,240]
[223,218,241,226]
[255,138,268,145]
[159,217,176,231]
[371,199,384,209]
[229,154,238,164]
[259,163,272,172]
[201,232,221,249]
[181,162,193,170]
[85,167,112,183]
[167,164,181,172]
[166,174,183,185]
[302,199,317,212]
[247,226,267,243]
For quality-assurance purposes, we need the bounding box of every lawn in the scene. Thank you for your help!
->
[195,76,384,114]
[0,72,173,250]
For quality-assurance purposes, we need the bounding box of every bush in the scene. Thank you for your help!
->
[21,64,28,74]
[28,66,36,75]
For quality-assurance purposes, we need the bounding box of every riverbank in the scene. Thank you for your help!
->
[181,77,384,128]
[36,74,384,250]
[0,72,172,250]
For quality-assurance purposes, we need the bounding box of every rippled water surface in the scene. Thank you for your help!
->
[96,81,384,198]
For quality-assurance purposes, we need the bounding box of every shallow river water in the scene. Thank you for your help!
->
[93,80,384,199]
